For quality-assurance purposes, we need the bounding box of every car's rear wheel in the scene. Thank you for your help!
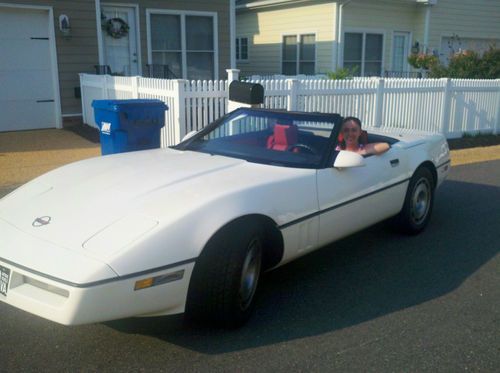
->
[185,220,263,328]
[396,167,435,234]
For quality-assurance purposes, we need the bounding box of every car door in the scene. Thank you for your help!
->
[316,147,408,247]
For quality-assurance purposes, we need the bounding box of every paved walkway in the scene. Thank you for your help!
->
[1,128,499,195]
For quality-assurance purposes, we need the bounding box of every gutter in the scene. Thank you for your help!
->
[230,0,236,69]
[236,0,312,11]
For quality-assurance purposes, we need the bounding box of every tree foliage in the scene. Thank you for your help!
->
[326,66,358,80]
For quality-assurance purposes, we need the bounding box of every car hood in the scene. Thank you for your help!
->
[0,149,247,256]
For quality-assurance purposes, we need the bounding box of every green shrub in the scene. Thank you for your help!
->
[428,46,499,79]
[326,67,358,80]
[478,47,500,78]
[407,53,440,69]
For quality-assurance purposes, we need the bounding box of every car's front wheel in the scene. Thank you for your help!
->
[396,167,435,234]
[185,220,263,328]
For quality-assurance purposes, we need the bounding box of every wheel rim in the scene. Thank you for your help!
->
[239,238,262,311]
[410,178,431,225]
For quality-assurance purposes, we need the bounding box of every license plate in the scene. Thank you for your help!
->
[0,265,10,296]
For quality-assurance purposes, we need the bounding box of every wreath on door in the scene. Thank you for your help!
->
[103,17,129,39]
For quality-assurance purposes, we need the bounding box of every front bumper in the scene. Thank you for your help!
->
[0,259,194,325]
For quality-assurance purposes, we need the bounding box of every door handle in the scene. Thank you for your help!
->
[390,159,399,167]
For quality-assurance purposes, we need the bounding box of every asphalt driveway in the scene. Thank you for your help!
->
[0,128,499,371]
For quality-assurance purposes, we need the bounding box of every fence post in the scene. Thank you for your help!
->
[173,79,187,144]
[226,68,240,82]
[374,78,385,127]
[494,79,500,135]
[131,76,139,98]
[440,78,452,135]
[102,75,109,99]
[287,79,299,111]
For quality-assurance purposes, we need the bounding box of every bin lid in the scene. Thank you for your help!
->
[92,99,168,111]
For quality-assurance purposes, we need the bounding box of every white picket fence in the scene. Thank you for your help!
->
[80,71,500,147]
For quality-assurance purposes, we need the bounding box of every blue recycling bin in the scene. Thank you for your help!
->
[91,99,168,155]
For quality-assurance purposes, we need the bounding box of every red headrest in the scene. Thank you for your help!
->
[267,123,298,151]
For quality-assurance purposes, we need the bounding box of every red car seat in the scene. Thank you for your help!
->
[267,124,298,151]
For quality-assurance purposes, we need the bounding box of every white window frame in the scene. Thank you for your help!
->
[343,28,385,77]
[146,9,219,80]
[281,33,317,75]
[236,36,249,62]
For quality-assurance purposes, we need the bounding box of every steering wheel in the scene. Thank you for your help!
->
[288,143,318,155]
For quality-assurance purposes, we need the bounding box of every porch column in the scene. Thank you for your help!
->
[422,0,437,53]
[423,5,431,53]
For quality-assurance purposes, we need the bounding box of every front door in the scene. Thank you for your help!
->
[392,32,411,73]
[101,6,139,76]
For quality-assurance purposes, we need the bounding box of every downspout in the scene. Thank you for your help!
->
[230,0,236,69]
[95,0,104,65]
[336,0,353,71]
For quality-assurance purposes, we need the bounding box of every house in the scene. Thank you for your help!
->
[0,0,234,132]
[235,0,500,78]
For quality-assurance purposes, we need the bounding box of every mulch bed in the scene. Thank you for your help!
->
[64,123,100,144]
[447,134,500,150]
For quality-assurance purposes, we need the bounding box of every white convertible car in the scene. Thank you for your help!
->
[0,108,450,327]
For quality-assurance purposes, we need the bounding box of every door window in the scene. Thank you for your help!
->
[150,14,182,78]
[392,32,410,72]
[101,6,139,76]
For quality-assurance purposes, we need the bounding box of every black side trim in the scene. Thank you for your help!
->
[279,178,410,230]
[36,99,55,103]
[0,256,197,289]
[31,37,49,40]
[437,160,451,169]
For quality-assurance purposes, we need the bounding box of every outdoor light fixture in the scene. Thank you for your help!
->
[59,14,71,38]
[411,41,420,54]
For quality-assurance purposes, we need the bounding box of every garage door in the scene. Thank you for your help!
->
[0,7,58,132]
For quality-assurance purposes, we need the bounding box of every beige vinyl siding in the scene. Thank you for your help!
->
[428,0,500,55]
[236,2,336,76]
[343,0,419,73]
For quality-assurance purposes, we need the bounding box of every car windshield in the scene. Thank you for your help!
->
[177,109,341,168]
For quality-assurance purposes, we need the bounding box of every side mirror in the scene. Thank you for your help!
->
[181,130,197,142]
[333,150,366,169]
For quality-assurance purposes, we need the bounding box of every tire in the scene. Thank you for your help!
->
[185,220,263,328]
[396,167,435,235]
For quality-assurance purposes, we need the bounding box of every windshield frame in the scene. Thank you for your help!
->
[173,108,343,169]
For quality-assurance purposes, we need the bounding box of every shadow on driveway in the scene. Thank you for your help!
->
[106,175,500,354]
